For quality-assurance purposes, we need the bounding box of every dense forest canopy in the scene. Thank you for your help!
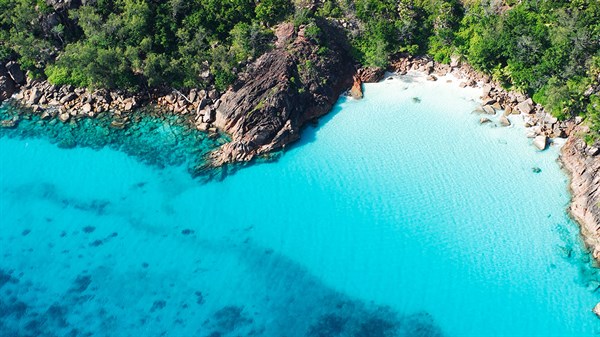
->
[0,0,599,138]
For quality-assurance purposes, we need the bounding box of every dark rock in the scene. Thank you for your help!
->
[208,89,219,100]
[0,69,16,101]
[5,61,25,85]
[197,98,209,111]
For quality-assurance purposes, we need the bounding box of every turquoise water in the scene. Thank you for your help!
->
[1,73,599,336]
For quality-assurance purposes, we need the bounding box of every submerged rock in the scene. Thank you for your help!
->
[1,118,18,128]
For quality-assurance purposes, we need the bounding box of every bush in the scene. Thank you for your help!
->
[255,0,292,26]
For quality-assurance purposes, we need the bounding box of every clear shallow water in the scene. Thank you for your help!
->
[1,73,599,336]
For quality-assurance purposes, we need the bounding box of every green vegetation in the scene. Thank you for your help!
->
[0,0,598,138]
[0,0,285,90]
[315,0,600,140]
[453,0,600,138]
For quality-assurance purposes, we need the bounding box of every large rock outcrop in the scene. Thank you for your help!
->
[560,131,600,260]
[0,65,17,101]
[208,20,354,166]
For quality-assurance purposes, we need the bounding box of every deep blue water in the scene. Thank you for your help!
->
[1,73,599,336]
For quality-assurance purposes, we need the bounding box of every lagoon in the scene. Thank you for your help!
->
[0,73,598,336]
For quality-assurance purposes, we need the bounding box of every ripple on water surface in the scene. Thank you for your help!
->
[1,72,599,336]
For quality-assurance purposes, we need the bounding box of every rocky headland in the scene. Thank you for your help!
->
[208,20,354,167]
[0,19,355,174]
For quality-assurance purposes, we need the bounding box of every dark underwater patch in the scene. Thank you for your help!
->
[0,102,228,177]
[70,275,92,293]
[45,303,69,328]
[0,297,28,319]
[307,313,348,337]
[150,300,167,312]
[0,269,18,288]
[181,229,195,235]
[82,226,95,234]
[89,239,103,247]
[207,306,253,333]
[195,291,204,305]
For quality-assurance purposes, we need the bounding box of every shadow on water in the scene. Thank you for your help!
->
[288,98,347,151]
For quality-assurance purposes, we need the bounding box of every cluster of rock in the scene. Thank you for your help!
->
[389,55,580,151]
[155,88,221,133]
[13,79,141,126]
[0,62,223,134]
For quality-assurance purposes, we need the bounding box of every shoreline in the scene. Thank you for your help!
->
[2,54,600,268]
[376,56,600,268]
